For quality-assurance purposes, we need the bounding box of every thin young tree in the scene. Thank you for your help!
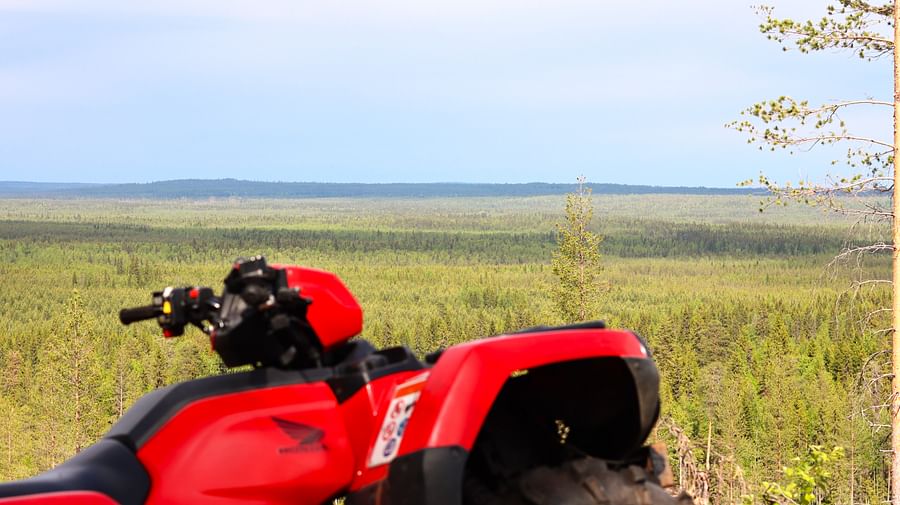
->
[551,176,605,322]
[728,1,899,501]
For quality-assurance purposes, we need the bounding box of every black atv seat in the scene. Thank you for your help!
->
[0,438,150,504]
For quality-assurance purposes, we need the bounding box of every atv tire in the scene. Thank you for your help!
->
[464,457,693,505]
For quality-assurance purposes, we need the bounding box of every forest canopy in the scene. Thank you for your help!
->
[0,194,891,503]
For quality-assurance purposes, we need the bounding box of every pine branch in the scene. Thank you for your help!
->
[756,2,894,58]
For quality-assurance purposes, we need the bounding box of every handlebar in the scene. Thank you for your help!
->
[119,285,219,339]
[118,256,322,369]
[119,305,162,325]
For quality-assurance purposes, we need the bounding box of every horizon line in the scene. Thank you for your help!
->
[0,179,748,190]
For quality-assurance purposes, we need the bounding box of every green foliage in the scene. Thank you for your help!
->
[761,446,845,505]
[726,3,893,501]
[552,178,605,322]
[756,2,892,59]
[728,2,893,209]
[0,218,874,260]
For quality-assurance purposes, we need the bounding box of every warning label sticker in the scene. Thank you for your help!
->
[368,372,429,468]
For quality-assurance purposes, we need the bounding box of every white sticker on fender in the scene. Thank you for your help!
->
[368,372,429,468]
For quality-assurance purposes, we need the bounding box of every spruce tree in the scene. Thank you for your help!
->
[551,176,604,322]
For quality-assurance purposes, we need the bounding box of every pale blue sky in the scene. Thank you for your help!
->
[0,0,891,186]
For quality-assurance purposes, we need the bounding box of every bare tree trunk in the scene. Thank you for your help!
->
[117,363,125,418]
[850,418,855,505]
[667,419,710,504]
[892,3,900,504]
[705,422,712,472]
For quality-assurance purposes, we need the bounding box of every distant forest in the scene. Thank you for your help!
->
[0,195,892,503]
[0,179,759,199]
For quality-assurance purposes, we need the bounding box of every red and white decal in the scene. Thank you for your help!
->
[368,372,429,467]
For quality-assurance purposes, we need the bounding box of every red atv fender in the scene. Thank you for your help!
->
[347,325,660,505]
[404,327,650,450]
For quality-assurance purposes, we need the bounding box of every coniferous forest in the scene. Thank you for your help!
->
[0,194,891,503]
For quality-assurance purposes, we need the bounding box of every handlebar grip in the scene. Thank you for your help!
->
[119,305,161,325]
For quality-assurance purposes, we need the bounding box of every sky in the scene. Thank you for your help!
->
[0,0,892,186]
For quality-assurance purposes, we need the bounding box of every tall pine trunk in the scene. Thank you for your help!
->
[892,2,900,503]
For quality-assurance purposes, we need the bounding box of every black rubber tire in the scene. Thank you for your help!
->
[464,457,693,505]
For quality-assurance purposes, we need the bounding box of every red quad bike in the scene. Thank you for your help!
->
[0,256,691,505]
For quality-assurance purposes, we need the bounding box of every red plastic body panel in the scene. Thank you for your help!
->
[133,369,428,504]
[0,491,118,505]
[137,382,354,505]
[0,326,647,504]
[277,265,363,350]
[340,371,429,491]
[398,328,647,454]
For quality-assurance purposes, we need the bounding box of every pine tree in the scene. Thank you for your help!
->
[0,350,24,480]
[35,290,108,467]
[551,176,605,322]
[728,3,900,500]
